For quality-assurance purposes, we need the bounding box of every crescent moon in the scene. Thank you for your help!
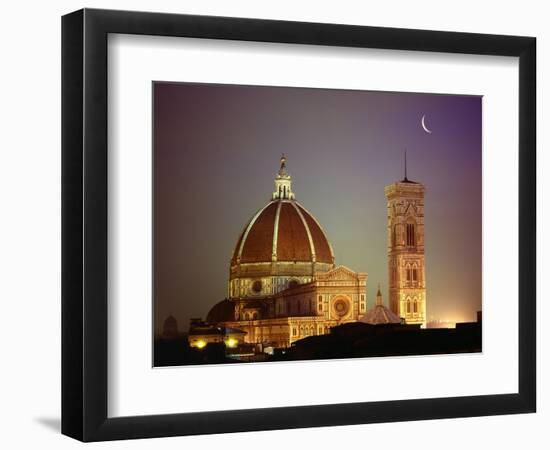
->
[421,114,432,134]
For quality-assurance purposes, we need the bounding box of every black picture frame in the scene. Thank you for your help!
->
[61,8,536,442]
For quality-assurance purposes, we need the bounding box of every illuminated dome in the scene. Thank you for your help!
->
[228,156,335,299]
[231,200,334,266]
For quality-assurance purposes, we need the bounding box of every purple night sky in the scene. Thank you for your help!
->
[153,82,482,334]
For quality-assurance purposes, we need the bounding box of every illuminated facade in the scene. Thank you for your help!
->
[207,156,367,348]
[385,165,427,327]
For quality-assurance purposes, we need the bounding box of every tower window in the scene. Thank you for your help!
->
[412,268,418,281]
[406,223,416,247]
[406,299,411,313]
[413,299,418,313]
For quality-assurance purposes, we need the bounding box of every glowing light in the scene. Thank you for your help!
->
[195,340,206,349]
[225,338,238,348]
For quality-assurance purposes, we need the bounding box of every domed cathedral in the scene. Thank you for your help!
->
[229,154,335,303]
[385,154,427,327]
[208,155,368,348]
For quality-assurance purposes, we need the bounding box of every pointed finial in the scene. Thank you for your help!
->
[279,153,287,175]
[376,283,383,306]
[404,149,408,182]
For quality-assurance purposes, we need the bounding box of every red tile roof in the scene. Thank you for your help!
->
[232,200,334,265]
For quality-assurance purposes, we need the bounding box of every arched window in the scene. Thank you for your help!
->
[406,298,411,313]
[413,299,418,313]
[406,264,412,282]
[406,220,417,247]
[412,266,418,282]
[292,328,297,336]
[310,326,315,335]
[300,326,304,336]
[318,326,323,335]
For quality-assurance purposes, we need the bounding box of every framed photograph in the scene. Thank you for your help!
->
[62,8,536,441]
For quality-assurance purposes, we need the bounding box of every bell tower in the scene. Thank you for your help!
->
[385,153,427,327]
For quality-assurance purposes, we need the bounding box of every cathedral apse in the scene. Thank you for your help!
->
[153,82,482,366]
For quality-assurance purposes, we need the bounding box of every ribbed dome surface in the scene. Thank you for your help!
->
[232,200,334,265]
[361,304,402,325]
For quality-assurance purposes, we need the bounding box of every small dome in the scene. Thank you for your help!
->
[206,299,236,323]
[361,305,402,325]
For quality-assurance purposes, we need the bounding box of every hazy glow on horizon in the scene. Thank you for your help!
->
[154,83,482,333]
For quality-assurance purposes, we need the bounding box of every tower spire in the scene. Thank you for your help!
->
[376,283,383,306]
[272,154,295,200]
[404,149,408,182]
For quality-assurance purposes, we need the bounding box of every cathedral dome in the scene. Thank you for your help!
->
[228,156,335,298]
[231,200,334,266]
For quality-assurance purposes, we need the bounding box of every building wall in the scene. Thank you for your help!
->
[224,266,367,347]
[228,260,335,298]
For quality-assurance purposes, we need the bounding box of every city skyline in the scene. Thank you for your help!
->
[154,82,482,334]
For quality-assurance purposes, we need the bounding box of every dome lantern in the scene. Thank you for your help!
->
[272,154,295,200]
